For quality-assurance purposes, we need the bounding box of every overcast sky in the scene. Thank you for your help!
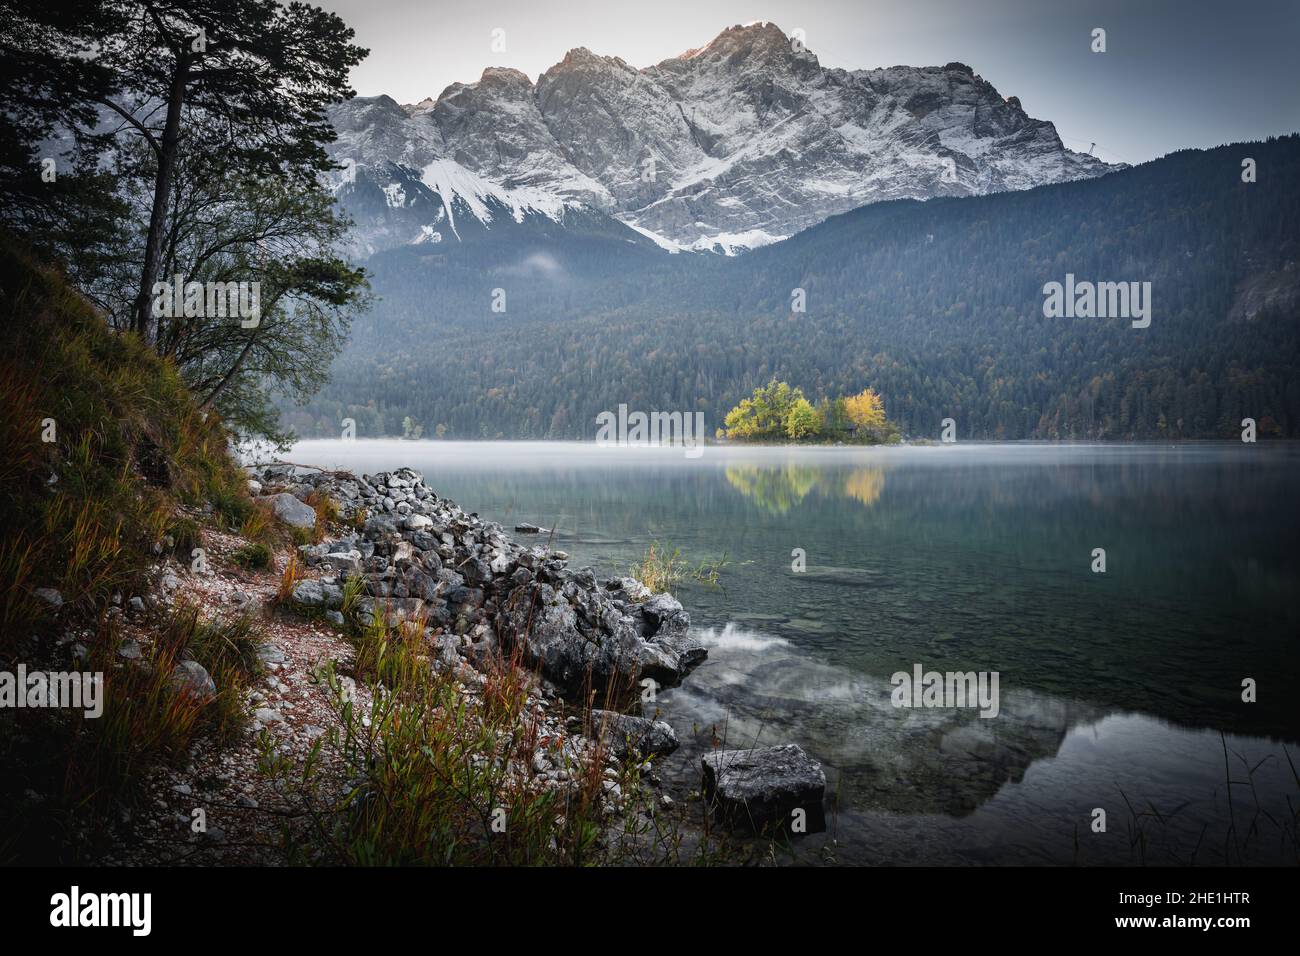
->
[317,0,1300,165]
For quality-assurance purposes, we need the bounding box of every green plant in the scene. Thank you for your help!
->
[340,572,366,629]
[167,516,203,557]
[633,543,726,592]
[232,542,273,571]
[350,506,369,532]
[633,542,684,593]
[691,551,728,587]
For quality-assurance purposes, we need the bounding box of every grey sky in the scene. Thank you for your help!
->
[318,0,1300,164]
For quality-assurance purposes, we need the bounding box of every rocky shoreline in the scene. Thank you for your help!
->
[263,464,709,699]
[63,462,826,863]
[262,463,827,838]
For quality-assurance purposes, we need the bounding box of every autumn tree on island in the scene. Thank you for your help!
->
[721,380,899,444]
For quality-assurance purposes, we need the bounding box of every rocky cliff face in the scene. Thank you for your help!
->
[328,21,1115,256]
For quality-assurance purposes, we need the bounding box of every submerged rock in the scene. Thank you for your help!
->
[701,744,826,833]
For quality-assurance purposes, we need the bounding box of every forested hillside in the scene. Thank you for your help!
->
[286,136,1300,440]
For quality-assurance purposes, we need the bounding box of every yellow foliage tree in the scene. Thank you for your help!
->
[843,388,886,431]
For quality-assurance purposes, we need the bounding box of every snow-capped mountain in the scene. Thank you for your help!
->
[329,21,1115,256]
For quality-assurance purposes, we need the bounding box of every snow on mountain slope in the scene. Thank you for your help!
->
[328,21,1116,256]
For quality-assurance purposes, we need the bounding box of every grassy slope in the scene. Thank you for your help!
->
[0,235,251,633]
[0,234,258,861]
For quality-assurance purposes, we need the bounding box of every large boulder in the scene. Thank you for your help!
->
[638,593,689,632]
[321,550,362,573]
[404,513,433,532]
[363,514,398,537]
[291,579,342,609]
[291,579,326,607]
[496,585,629,691]
[605,576,651,602]
[496,582,704,696]
[257,492,317,530]
[355,596,426,627]
[701,744,826,833]
[648,628,706,673]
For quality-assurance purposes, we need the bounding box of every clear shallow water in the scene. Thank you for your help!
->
[289,439,1300,865]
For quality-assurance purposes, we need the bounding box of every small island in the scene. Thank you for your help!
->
[720,379,902,444]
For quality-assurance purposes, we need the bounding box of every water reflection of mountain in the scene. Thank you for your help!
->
[658,624,1298,865]
[658,624,1098,818]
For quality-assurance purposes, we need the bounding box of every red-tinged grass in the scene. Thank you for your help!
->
[262,613,609,865]
[304,489,340,542]
[273,553,305,607]
[237,501,276,544]
[257,609,739,866]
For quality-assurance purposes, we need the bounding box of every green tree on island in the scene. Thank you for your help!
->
[785,397,822,439]
[722,379,900,443]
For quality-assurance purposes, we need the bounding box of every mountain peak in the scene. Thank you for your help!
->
[329,26,1115,257]
[477,66,533,89]
[679,20,794,62]
[557,46,602,66]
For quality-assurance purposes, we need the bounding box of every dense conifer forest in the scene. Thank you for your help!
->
[285,136,1300,441]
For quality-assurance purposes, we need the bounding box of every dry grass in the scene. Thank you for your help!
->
[274,553,306,606]
[304,490,340,542]
[261,613,617,865]
[633,542,685,593]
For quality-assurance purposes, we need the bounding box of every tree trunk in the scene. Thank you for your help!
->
[199,331,258,412]
[133,54,190,345]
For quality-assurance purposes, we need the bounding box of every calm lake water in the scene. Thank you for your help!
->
[289,439,1300,865]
